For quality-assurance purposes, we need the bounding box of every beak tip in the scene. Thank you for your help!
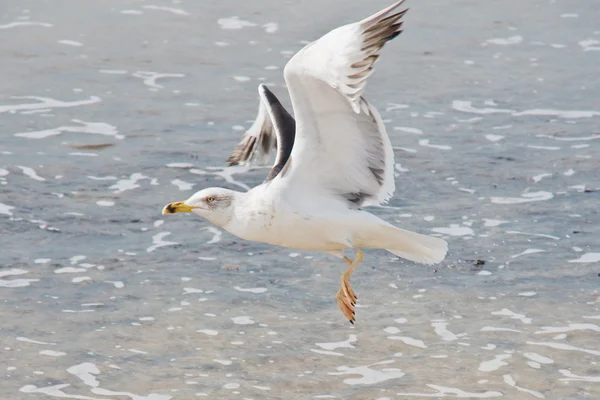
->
[162,203,175,215]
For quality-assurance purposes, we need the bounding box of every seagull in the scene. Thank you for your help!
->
[163,0,448,324]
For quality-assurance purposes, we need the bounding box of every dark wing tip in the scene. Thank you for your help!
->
[226,135,257,166]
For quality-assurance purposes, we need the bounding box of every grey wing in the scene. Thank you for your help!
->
[227,84,296,182]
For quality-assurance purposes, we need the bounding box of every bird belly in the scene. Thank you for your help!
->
[260,208,354,251]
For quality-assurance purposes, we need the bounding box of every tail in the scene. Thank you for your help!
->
[363,223,448,265]
[385,228,448,265]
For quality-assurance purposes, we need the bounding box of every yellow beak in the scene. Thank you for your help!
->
[162,201,197,215]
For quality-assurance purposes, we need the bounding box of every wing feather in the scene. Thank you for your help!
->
[280,0,407,206]
[227,85,296,182]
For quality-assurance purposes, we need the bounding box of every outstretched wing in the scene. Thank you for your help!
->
[280,0,407,206]
[227,84,296,182]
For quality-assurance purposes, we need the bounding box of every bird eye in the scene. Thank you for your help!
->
[205,196,215,203]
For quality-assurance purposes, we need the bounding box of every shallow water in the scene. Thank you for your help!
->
[1,0,600,399]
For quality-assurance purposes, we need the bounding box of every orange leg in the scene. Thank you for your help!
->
[335,248,364,324]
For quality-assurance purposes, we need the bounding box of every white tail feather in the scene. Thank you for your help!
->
[358,222,448,265]
[383,228,448,265]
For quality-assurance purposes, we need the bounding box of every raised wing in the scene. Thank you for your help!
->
[227,84,296,182]
[280,0,407,206]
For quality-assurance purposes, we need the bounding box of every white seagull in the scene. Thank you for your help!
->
[163,0,448,324]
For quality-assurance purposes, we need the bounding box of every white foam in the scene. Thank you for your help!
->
[418,139,451,150]
[197,329,218,336]
[527,145,561,151]
[58,40,83,46]
[99,69,128,74]
[120,10,143,15]
[523,352,553,364]
[453,101,600,119]
[15,119,121,140]
[0,268,26,279]
[527,341,600,356]
[0,21,53,29]
[218,16,257,30]
[483,219,508,227]
[171,179,194,191]
[128,348,148,354]
[0,95,101,113]
[517,108,600,119]
[485,134,504,142]
[34,258,51,264]
[492,308,531,324]
[538,133,600,141]
[146,232,178,253]
[394,126,423,135]
[72,277,91,283]
[535,323,600,334]
[203,227,222,244]
[310,349,344,356]
[510,249,545,259]
[17,166,45,181]
[431,224,474,236]
[505,230,559,240]
[131,71,185,89]
[568,253,600,263]
[583,315,600,320]
[579,39,600,52]
[480,327,522,333]
[183,288,203,294]
[0,277,39,287]
[223,382,240,389]
[387,336,427,348]
[532,173,552,183]
[167,162,194,168]
[39,350,66,357]
[20,384,99,399]
[233,76,251,82]
[110,173,148,193]
[491,191,553,204]
[518,291,536,297]
[55,267,86,274]
[192,165,251,191]
[0,202,14,216]
[478,354,511,372]
[69,152,97,157]
[559,369,600,382]
[485,36,523,45]
[142,5,189,15]
[316,335,357,351]
[431,321,458,341]
[96,200,115,207]
[234,286,267,293]
[66,362,100,387]
[502,375,545,399]
[263,22,278,33]
[397,384,502,398]
[328,360,404,385]
[452,100,513,115]
[17,337,56,345]
[231,316,255,325]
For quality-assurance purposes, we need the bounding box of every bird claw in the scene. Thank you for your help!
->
[336,277,358,324]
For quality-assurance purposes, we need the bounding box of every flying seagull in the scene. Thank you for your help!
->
[163,0,448,324]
